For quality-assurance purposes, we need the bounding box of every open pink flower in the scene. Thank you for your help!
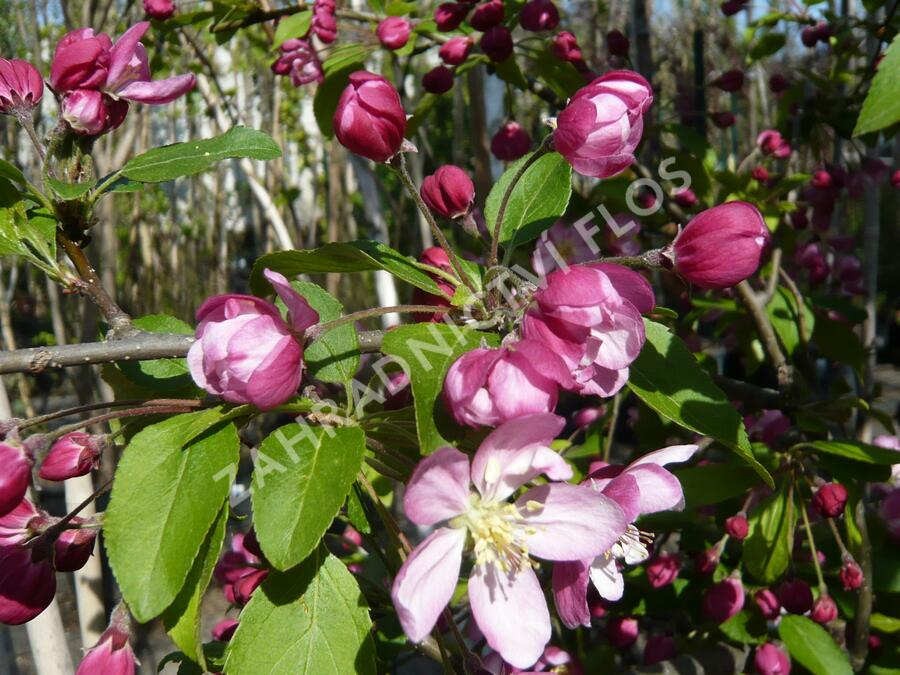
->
[552,444,698,628]
[523,264,654,397]
[391,414,627,668]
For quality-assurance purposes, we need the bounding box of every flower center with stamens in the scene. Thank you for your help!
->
[451,494,535,574]
[610,524,654,564]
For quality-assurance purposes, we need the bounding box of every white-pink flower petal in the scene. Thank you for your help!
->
[403,447,471,526]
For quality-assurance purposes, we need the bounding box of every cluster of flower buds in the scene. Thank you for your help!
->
[271,39,324,87]
[801,21,831,48]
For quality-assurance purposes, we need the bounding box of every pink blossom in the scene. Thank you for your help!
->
[0,441,32,516]
[391,414,627,668]
[39,432,103,481]
[376,17,412,50]
[531,220,597,277]
[607,616,639,648]
[812,482,848,519]
[0,500,56,625]
[143,0,175,20]
[811,595,837,624]
[76,606,138,675]
[272,40,323,87]
[646,553,680,588]
[725,513,749,540]
[333,71,407,163]
[0,59,44,115]
[840,558,863,591]
[491,121,532,161]
[439,37,474,65]
[187,269,318,410]
[757,130,791,158]
[703,576,745,623]
[754,643,791,675]
[434,3,469,32]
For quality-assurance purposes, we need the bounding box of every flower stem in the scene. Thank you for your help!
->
[17,399,202,430]
[16,112,46,161]
[488,134,555,269]
[307,304,451,340]
[798,482,827,593]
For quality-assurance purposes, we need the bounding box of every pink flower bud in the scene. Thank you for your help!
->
[212,618,240,642]
[442,340,572,427]
[61,89,128,136]
[712,111,736,128]
[469,0,505,31]
[480,25,513,62]
[644,634,676,665]
[811,170,832,189]
[840,558,863,591]
[333,71,407,163]
[76,608,138,675]
[554,70,653,179]
[881,488,900,542]
[39,432,103,481]
[811,595,837,625]
[757,130,791,158]
[891,170,900,188]
[552,31,583,62]
[143,0,175,20]
[754,589,781,619]
[411,247,455,322]
[606,616,639,648]
[520,0,560,31]
[233,568,269,606]
[674,188,698,207]
[646,554,680,588]
[721,0,745,15]
[713,68,744,92]
[0,59,44,116]
[187,269,318,410]
[435,2,469,31]
[606,30,629,57]
[754,643,791,675]
[671,201,768,289]
[777,578,813,614]
[725,513,749,540]
[769,73,789,92]
[0,442,32,517]
[491,121,531,160]
[376,17,412,50]
[50,28,112,92]
[751,165,769,180]
[812,482,848,519]
[696,547,719,575]
[0,545,56,625]
[789,210,808,229]
[421,165,475,219]
[572,406,605,429]
[440,36,474,65]
[422,65,454,94]
[53,519,98,572]
[312,1,337,43]
[702,576,745,623]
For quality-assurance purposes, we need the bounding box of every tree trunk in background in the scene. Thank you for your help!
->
[25,600,73,675]
[467,67,494,205]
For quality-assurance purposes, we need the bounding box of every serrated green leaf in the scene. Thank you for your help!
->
[0,158,26,185]
[288,282,359,383]
[675,464,763,509]
[273,10,312,47]
[46,177,94,201]
[252,425,365,570]
[225,549,375,675]
[744,480,795,583]
[779,615,853,675]
[767,286,815,355]
[627,320,773,486]
[121,127,281,183]
[0,204,59,277]
[104,409,239,622]
[854,34,900,136]
[796,439,900,465]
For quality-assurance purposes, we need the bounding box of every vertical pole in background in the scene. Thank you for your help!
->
[693,30,707,140]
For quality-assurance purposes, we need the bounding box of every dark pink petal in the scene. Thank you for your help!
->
[263,268,319,333]
[552,559,592,628]
[116,73,196,104]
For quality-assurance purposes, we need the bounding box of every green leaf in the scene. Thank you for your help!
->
[870,613,900,633]
[162,504,228,668]
[346,483,373,535]
[225,548,376,675]
[812,315,865,375]
[45,177,94,201]
[796,439,900,465]
[743,480,795,583]
[719,610,768,644]
[0,204,60,277]
[273,10,312,47]
[313,46,372,137]
[121,127,281,183]
[675,464,763,509]
[484,151,572,250]
[767,286,815,355]
[289,282,359,383]
[249,240,446,297]
[104,409,239,622]
[252,425,365,570]
[854,34,900,136]
[381,324,498,453]
[779,615,853,675]
[749,32,787,60]
[627,320,773,486]
[530,46,586,100]
[117,314,196,392]
[0,158,27,185]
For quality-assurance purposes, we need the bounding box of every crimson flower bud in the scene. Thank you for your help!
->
[713,68,744,92]
[552,31,582,62]
[76,606,138,675]
[754,643,790,675]
[811,170,833,190]
[434,2,469,31]
[143,0,175,20]
[376,17,412,50]
[606,29,629,57]
[801,25,818,47]
[312,1,337,43]
[757,130,791,158]
[411,247,455,322]
[696,547,719,575]
[480,25,513,61]
[777,578,813,614]
[422,65,454,94]
[712,111,736,128]
[212,618,239,642]
[520,0,560,31]
[811,595,837,625]
[646,553,680,588]
[703,576,745,623]
[891,169,900,188]
[725,513,749,540]
[721,0,745,15]
[333,71,407,163]
[62,89,128,136]
[572,406,605,429]
[555,70,653,178]
[673,188,698,208]
[790,210,808,229]
[752,166,770,182]
[813,21,831,42]
[606,616,639,648]
[469,0,505,31]
[812,482,847,519]
[0,546,56,625]
[671,201,769,289]
[840,558,863,591]
[39,432,104,481]
[643,634,676,665]
[53,519,98,572]
[491,121,531,161]
[754,589,781,620]
[233,568,269,606]
[0,59,44,116]
[769,73,789,92]
[0,441,32,516]
[50,28,112,93]
[421,166,475,219]
[439,36,473,65]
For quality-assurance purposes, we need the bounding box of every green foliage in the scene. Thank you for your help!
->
[743,480,795,583]
[104,409,239,622]
[767,286,815,356]
[0,158,26,185]
[252,424,365,570]
[225,548,376,675]
[45,177,93,201]
[0,203,60,278]
[273,10,312,47]
[749,32,787,60]
[854,34,900,135]
[797,439,900,465]
[779,615,853,675]
[675,464,762,509]
[116,314,197,392]
[288,282,360,383]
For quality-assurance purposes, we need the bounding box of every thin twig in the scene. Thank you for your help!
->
[735,280,792,391]
[17,398,202,429]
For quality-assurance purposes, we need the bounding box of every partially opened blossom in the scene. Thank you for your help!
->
[391,414,627,668]
[812,482,848,518]
[531,220,596,277]
[0,59,44,115]
[187,269,318,410]
[758,130,791,158]
[754,643,791,675]
[271,39,323,87]
[39,432,104,481]
[523,264,654,397]
[553,444,698,628]
[76,605,138,675]
[0,441,32,516]
[333,71,407,162]
[0,499,56,625]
